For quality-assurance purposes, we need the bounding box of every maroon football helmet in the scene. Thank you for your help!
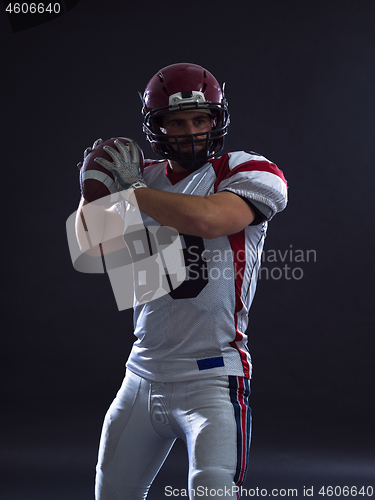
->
[141,63,230,170]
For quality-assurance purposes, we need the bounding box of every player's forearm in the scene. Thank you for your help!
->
[75,197,106,255]
[133,187,220,238]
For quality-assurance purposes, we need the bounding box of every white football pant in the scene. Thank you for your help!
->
[95,370,251,499]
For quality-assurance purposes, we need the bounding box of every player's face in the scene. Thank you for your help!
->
[160,110,212,152]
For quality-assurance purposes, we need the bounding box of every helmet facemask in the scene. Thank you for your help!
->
[141,86,230,171]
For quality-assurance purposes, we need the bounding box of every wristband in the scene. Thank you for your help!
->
[123,180,147,204]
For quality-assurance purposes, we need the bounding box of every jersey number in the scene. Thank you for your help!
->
[123,227,208,302]
[169,234,208,299]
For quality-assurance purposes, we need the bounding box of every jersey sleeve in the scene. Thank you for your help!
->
[214,151,288,220]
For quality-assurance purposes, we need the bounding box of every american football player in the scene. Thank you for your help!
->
[75,63,288,499]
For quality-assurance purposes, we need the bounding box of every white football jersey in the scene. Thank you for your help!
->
[116,152,287,382]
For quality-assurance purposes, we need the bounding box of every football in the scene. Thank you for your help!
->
[80,137,144,203]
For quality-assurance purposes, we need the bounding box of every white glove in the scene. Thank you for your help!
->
[94,138,146,191]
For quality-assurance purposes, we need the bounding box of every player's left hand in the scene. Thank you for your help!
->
[77,138,103,170]
[94,138,146,191]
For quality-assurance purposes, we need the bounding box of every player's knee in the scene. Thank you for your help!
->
[189,467,238,498]
[95,467,149,500]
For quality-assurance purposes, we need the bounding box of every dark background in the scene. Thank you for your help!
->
[1,0,374,498]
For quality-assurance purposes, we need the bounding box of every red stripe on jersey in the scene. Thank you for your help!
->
[228,230,250,379]
[165,162,192,185]
[211,153,287,190]
[211,153,231,192]
[228,159,287,186]
[144,159,164,170]
[144,159,192,186]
